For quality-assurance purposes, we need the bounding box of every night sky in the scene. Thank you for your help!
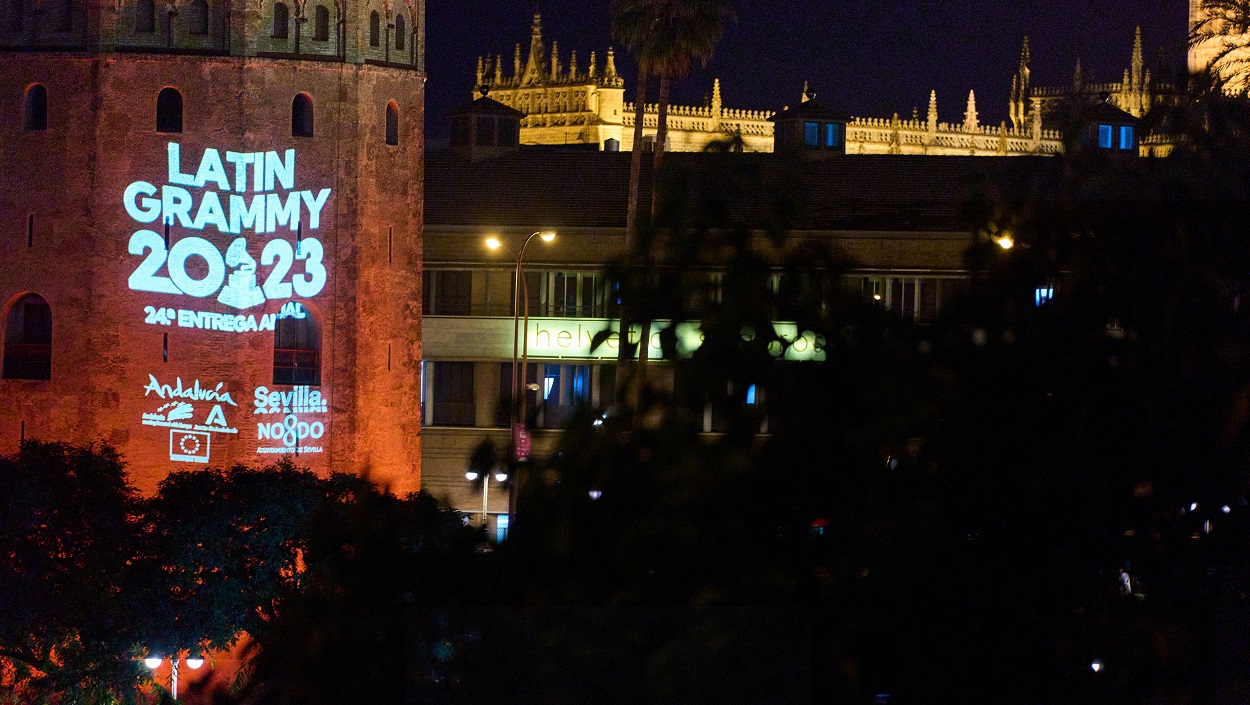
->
[425,0,1189,139]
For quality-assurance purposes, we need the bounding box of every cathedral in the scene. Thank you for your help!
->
[476,10,1219,158]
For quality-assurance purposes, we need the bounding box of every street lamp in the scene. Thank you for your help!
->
[143,653,203,700]
[485,230,556,461]
[466,468,509,527]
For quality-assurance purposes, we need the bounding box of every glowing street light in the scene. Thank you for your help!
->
[143,654,203,700]
[994,234,1015,250]
[483,230,557,460]
[466,468,508,527]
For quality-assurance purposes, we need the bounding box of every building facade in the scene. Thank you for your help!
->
[419,125,1058,528]
[0,0,426,493]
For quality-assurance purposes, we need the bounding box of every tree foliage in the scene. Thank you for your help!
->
[0,445,337,704]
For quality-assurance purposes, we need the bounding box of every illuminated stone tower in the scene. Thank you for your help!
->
[0,0,426,492]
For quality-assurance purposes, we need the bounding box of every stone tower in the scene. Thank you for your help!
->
[0,0,426,493]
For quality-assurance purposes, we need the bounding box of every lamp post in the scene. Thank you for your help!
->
[485,230,556,461]
[143,654,204,701]
[465,468,509,528]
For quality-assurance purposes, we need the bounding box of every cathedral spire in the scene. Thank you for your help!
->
[712,78,722,115]
[523,11,545,85]
[963,90,979,132]
[927,89,938,130]
[1132,25,1144,90]
[605,47,618,81]
[1019,35,1031,84]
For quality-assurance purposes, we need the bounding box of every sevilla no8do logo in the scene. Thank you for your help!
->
[123,143,333,321]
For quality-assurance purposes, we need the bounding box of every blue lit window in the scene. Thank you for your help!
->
[1098,124,1113,149]
[1119,125,1134,150]
[826,123,840,147]
[745,384,757,405]
[1035,286,1054,306]
[804,121,819,147]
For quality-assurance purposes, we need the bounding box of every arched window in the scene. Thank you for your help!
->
[135,0,154,32]
[291,93,313,137]
[271,1,287,38]
[394,13,404,51]
[312,4,327,41]
[156,87,182,133]
[368,10,378,46]
[3,294,52,381]
[273,303,320,385]
[23,84,47,131]
[187,0,207,34]
[55,0,70,31]
[8,0,23,32]
[385,101,398,145]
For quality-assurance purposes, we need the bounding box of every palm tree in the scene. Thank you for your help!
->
[1191,0,1250,93]
[611,0,736,410]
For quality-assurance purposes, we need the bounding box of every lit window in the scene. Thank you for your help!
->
[187,0,207,34]
[746,384,757,405]
[135,0,154,32]
[804,121,819,147]
[395,13,404,51]
[292,93,314,137]
[22,84,46,131]
[1119,125,1134,150]
[156,87,182,133]
[271,1,287,38]
[1098,124,1113,149]
[3,293,52,380]
[825,122,840,148]
[368,10,378,46]
[313,4,328,41]
[385,101,399,145]
[1035,286,1054,306]
[273,302,320,385]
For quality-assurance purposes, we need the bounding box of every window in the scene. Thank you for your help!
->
[422,270,471,315]
[1035,286,1054,306]
[394,13,404,50]
[312,4,328,41]
[499,117,519,147]
[156,87,182,133]
[8,0,22,32]
[523,270,610,318]
[539,363,590,428]
[271,1,287,37]
[368,10,378,46]
[3,293,52,381]
[55,0,70,31]
[291,93,313,137]
[135,0,154,32]
[431,361,475,426]
[22,84,46,131]
[1119,125,1134,150]
[1098,124,1113,149]
[826,122,841,148]
[385,101,399,145]
[475,115,494,146]
[859,275,966,323]
[804,121,819,147]
[187,0,207,34]
[273,303,320,385]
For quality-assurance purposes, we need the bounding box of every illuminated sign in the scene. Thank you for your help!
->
[422,318,827,362]
[140,374,240,464]
[125,143,330,325]
[253,386,328,455]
